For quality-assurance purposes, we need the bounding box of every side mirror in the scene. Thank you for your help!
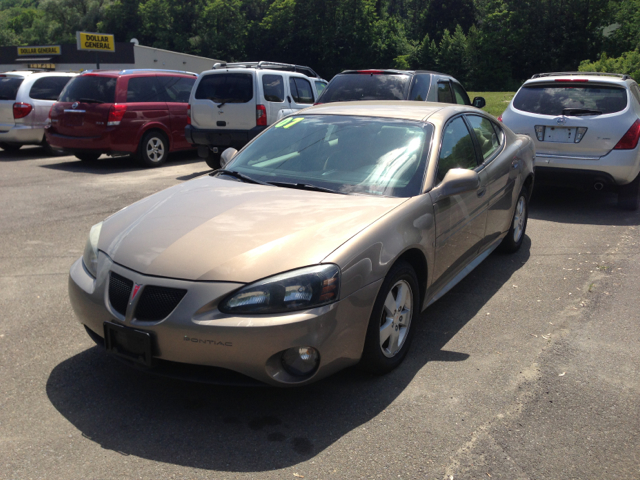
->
[435,168,479,199]
[220,147,238,169]
[472,96,486,109]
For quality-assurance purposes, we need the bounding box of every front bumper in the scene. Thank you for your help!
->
[534,148,640,185]
[185,125,266,149]
[0,124,44,145]
[68,254,380,386]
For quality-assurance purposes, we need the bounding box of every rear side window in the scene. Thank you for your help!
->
[29,76,73,100]
[513,85,628,115]
[451,82,471,105]
[127,76,163,103]
[158,76,195,103]
[437,117,477,182]
[319,74,411,103]
[0,77,24,100]
[59,76,117,103]
[467,115,500,160]
[195,73,253,103]
[262,74,284,102]
[315,81,327,96]
[289,77,314,104]
[409,74,431,101]
[437,82,454,103]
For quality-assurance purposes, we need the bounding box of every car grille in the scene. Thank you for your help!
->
[134,286,187,322]
[109,272,133,316]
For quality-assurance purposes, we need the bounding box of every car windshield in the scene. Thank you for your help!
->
[513,84,628,115]
[318,74,411,103]
[59,75,117,103]
[226,115,432,197]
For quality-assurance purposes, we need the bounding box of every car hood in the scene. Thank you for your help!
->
[99,176,406,282]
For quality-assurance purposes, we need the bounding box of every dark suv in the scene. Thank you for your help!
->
[317,69,485,108]
[46,69,196,167]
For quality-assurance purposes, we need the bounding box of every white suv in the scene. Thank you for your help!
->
[501,72,640,210]
[0,71,76,153]
[186,61,327,168]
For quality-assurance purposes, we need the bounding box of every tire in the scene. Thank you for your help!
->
[205,150,221,170]
[618,173,640,211]
[41,138,58,156]
[359,261,419,374]
[75,153,101,162]
[0,142,21,152]
[137,131,169,168]
[499,188,529,253]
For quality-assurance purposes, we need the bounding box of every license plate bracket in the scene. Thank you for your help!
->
[545,126,575,143]
[104,321,154,367]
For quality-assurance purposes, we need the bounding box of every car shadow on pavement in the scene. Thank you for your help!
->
[46,239,530,472]
[0,145,52,161]
[529,185,640,226]
[41,151,202,174]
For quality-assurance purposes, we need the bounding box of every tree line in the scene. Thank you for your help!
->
[1,0,640,90]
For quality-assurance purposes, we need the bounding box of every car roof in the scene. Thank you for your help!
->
[525,72,631,86]
[338,69,449,76]
[302,100,476,122]
[80,69,197,77]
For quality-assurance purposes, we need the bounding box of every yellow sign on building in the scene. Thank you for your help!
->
[17,45,61,56]
[76,32,115,52]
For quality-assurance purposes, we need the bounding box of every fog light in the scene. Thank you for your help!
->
[281,347,319,376]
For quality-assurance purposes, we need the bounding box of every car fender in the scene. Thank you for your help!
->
[134,122,173,151]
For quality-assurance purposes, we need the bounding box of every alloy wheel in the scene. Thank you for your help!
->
[380,279,413,358]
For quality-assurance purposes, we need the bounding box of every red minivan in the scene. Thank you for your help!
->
[46,69,196,167]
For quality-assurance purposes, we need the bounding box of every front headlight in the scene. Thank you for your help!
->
[82,222,102,278]
[219,264,340,314]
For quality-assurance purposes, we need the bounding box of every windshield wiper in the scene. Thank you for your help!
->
[210,169,271,185]
[77,98,105,104]
[268,181,346,195]
[561,107,602,116]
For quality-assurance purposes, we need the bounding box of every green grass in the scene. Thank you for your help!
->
[469,91,516,118]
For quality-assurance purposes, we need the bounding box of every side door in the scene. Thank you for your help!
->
[466,114,517,242]
[122,75,168,149]
[431,115,489,285]
[158,75,195,150]
[259,73,287,125]
[287,76,315,112]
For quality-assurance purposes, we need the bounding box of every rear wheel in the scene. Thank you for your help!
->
[75,153,101,162]
[0,142,21,152]
[618,173,640,211]
[499,187,529,253]
[138,131,168,168]
[359,261,418,374]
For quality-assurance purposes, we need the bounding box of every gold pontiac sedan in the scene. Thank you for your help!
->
[69,101,535,386]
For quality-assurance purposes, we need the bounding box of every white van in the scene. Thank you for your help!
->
[186,61,327,168]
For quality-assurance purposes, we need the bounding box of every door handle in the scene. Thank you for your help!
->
[477,187,487,197]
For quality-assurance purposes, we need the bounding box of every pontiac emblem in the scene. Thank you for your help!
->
[131,284,142,301]
[72,102,79,109]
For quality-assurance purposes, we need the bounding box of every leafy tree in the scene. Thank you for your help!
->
[579,50,640,82]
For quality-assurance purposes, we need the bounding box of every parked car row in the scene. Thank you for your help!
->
[4,62,638,387]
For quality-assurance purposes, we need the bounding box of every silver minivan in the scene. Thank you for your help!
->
[186,61,327,168]
[0,71,76,152]
[501,72,640,210]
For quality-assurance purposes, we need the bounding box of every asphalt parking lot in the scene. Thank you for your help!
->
[1,146,639,479]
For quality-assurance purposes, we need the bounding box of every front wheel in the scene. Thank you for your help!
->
[138,131,169,168]
[499,188,529,253]
[618,173,640,211]
[359,261,418,374]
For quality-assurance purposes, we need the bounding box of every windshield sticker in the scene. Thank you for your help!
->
[284,117,305,129]
[275,118,294,128]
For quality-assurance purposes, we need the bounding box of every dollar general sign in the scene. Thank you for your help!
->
[17,46,61,56]
[76,32,115,52]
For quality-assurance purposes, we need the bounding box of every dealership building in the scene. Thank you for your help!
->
[0,42,223,75]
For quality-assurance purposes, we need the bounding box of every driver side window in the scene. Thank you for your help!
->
[437,117,478,183]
